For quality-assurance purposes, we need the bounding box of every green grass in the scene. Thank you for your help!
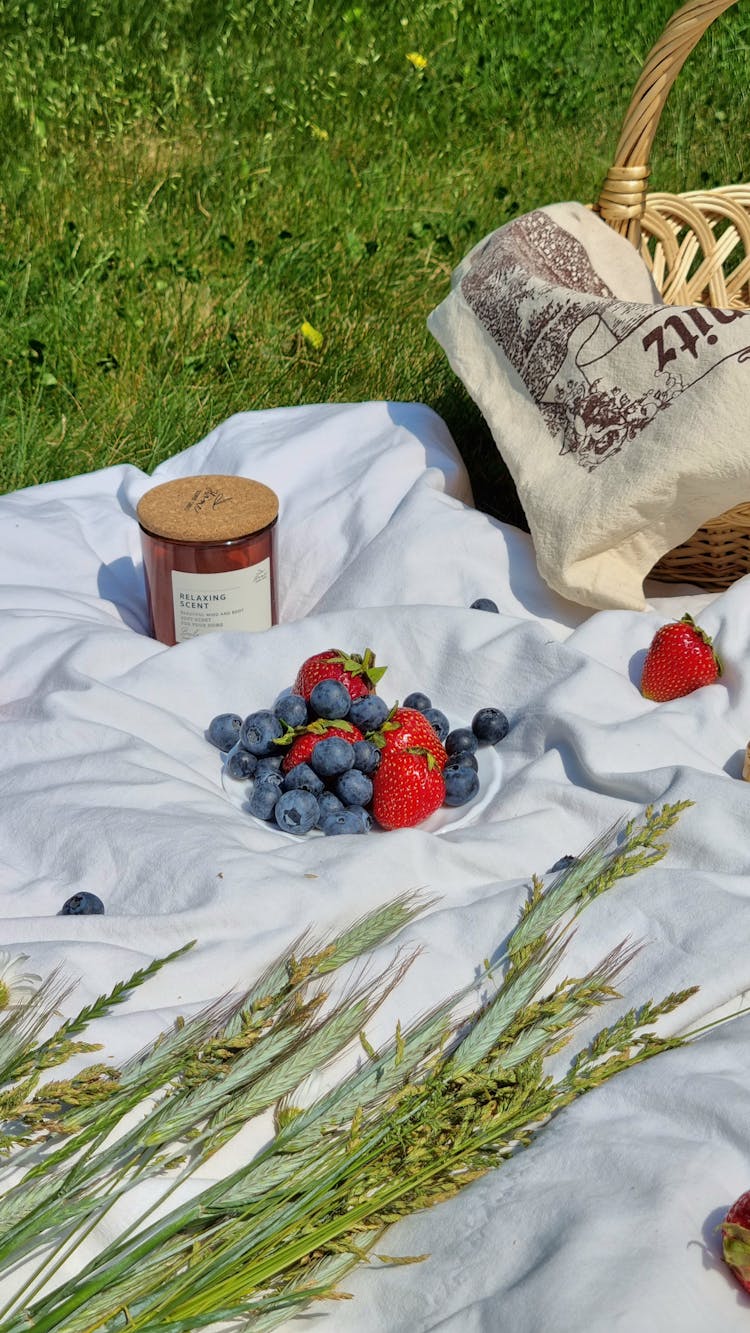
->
[1,0,749,524]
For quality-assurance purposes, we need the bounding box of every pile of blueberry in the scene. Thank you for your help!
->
[207,676,509,838]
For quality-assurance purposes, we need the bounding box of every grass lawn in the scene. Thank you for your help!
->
[1,0,749,525]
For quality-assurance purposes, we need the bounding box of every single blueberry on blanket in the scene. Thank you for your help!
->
[274,789,319,835]
[422,707,450,742]
[549,854,578,873]
[309,678,351,720]
[348,694,389,731]
[61,892,105,915]
[443,766,480,807]
[445,727,478,756]
[470,598,499,613]
[334,768,373,807]
[310,735,355,778]
[207,713,243,751]
[471,707,509,745]
[403,691,432,712]
[241,710,284,756]
[273,692,309,728]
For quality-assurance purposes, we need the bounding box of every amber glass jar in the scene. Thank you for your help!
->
[137,474,279,645]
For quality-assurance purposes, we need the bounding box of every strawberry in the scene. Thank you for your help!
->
[639,613,722,702]
[280,720,363,773]
[371,748,446,830]
[293,648,386,702]
[722,1190,750,1293]
[374,706,448,769]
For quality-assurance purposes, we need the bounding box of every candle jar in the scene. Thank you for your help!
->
[137,474,279,646]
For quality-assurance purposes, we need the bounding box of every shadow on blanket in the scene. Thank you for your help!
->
[97,555,148,634]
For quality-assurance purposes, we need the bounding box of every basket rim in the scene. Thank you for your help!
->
[594,0,740,247]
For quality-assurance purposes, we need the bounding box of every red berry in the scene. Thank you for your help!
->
[375,706,448,769]
[293,648,386,702]
[722,1190,750,1293]
[640,613,721,702]
[371,749,446,830]
[281,722,363,773]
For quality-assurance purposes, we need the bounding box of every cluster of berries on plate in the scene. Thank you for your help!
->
[207,647,509,836]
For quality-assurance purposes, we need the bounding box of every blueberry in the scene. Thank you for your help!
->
[352,739,380,774]
[443,766,481,807]
[316,789,345,826]
[225,746,258,780]
[445,727,478,757]
[61,891,105,916]
[422,707,450,742]
[444,751,478,772]
[282,762,325,796]
[348,694,390,732]
[207,713,243,752]
[344,804,372,832]
[403,691,432,712]
[241,710,285,756]
[273,692,309,728]
[274,789,319,835]
[248,778,281,820]
[309,679,351,720]
[334,768,373,807]
[255,755,283,778]
[549,854,578,874]
[471,707,509,745]
[470,598,499,613]
[310,736,355,778]
[320,809,368,836]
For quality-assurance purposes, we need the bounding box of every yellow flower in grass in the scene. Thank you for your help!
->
[406,51,428,70]
[0,950,42,1010]
[300,320,324,350]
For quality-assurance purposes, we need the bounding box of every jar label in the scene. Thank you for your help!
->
[171,561,272,641]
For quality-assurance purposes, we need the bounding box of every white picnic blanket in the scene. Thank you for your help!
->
[2,399,750,1331]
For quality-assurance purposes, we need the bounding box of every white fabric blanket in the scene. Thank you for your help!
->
[2,400,749,1331]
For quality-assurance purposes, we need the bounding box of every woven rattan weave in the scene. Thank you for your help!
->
[593,0,750,588]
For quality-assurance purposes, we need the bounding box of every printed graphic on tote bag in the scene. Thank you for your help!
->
[461,210,750,471]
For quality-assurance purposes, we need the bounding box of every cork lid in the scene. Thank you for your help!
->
[137,474,279,543]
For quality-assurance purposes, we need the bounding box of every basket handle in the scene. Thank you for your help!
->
[594,0,740,247]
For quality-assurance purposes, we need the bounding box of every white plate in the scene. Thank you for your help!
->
[221,738,501,839]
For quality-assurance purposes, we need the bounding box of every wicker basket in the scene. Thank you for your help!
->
[593,0,750,589]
